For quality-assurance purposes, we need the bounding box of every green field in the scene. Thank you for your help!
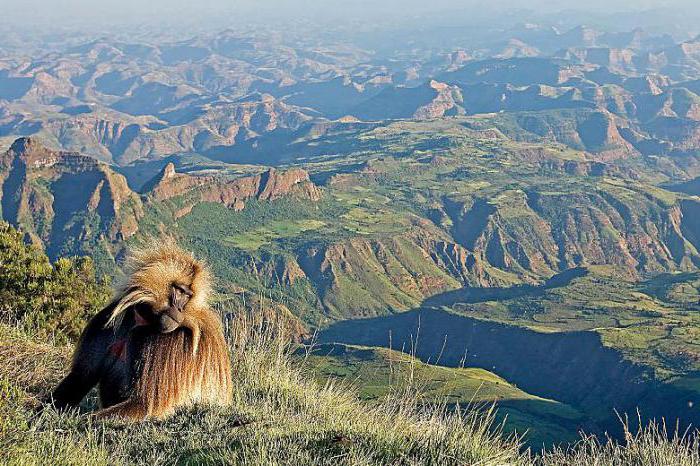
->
[224,219,327,250]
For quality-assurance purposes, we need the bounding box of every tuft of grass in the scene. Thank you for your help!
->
[538,416,700,466]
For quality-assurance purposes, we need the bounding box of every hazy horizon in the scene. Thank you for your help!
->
[3,0,700,32]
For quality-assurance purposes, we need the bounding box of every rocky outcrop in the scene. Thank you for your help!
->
[412,81,464,119]
[348,80,464,121]
[243,252,308,286]
[293,221,515,318]
[144,162,208,200]
[530,190,700,275]
[576,111,638,160]
[437,188,700,282]
[145,164,321,211]
[0,138,322,264]
[564,47,635,73]
[46,117,143,163]
[504,109,639,160]
[0,137,143,260]
[444,193,560,281]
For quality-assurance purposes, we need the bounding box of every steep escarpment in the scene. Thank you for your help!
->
[500,109,639,160]
[42,116,144,163]
[348,80,464,121]
[529,189,699,274]
[242,252,308,287]
[444,193,560,281]
[296,235,459,318]
[292,225,514,319]
[144,162,321,212]
[212,179,700,321]
[439,187,700,281]
[680,199,700,258]
[0,138,323,266]
[319,309,648,411]
[0,137,143,260]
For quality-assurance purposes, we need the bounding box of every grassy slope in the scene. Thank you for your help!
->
[299,343,585,448]
[2,311,700,465]
[0,314,525,466]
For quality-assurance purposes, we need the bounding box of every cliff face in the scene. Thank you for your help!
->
[291,222,520,319]
[0,137,143,259]
[412,81,464,119]
[283,191,700,321]
[445,194,560,280]
[145,163,321,211]
[438,189,700,282]
[0,138,322,264]
[44,117,143,163]
[348,80,464,121]
[508,109,639,160]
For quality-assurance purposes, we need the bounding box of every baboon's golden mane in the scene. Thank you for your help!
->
[53,240,232,420]
[108,239,213,327]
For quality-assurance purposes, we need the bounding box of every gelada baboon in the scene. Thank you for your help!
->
[51,242,232,419]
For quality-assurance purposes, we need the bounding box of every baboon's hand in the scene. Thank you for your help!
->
[93,400,148,421]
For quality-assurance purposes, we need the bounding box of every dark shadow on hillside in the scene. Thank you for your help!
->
[1,154,26,224]
[665,176,700,196]
[317,307,700,445]
[422,267,588,307]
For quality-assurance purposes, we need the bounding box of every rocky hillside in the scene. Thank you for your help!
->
[0,137,321,266]
[4,126,699,321]
[0,137,143,259]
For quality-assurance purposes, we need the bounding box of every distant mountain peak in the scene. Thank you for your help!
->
[162,162,177,179]
[141,161,184,193]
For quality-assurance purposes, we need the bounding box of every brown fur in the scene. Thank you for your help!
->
[51,240,233,420]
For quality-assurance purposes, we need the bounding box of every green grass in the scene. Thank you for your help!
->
[223,219,327,250]
[0,312,526,465]
[299,343,585,447]
[3,309,700,465]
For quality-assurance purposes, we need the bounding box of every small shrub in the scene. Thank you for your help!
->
[0,222,111,343]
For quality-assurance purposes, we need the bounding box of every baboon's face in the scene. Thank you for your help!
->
[137,283,193,333]
[113,250,211,334]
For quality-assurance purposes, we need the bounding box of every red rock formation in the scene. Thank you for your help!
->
[0,137,143,251]
[145,163,321,211]
[412,81,463,119]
